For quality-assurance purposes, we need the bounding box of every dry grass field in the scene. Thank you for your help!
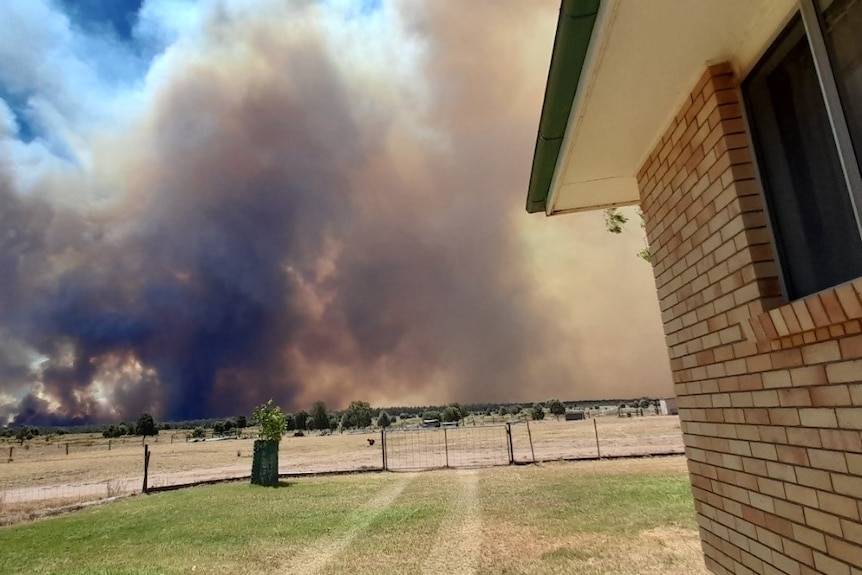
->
[0,456,707,575]
[0,415,684,521]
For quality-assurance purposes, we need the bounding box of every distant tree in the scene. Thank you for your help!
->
[422,410,441,422]
[441,406,462,423]
[531,404,545,421]
[285,414,296,431]
[191,426,206,439]
[639,398,651,409]
[329,415,339,431]
[306,418,316,431]
[136,413,159,436]
[340,412,351,431]
[224,419,234,433]
[235,415,248,429]
[213,421,225,435]
[547,399,566,420]
[311,401,329,431]
[294,410,309,431]
[507,405,522,416]
[497,405,508,415]
[345,401,373,428]
[399,412,409,420]
[378,411,392,428]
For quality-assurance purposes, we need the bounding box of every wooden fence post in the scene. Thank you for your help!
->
[142,444,151,493]
[526,421,536,463]
[594,419,601,459]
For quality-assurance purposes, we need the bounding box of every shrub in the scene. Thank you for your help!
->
[441,406,461,423]
[531,404,545,421]
[547,399,566,418]
[311,401,329,431]
[377,411,391,428]
[136,413,159,436]
[294,410,309,431]
[252,400,287,443]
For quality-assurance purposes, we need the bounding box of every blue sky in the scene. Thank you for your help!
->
[58,0,145,40]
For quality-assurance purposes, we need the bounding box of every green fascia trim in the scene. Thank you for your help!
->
[526,0,601,214]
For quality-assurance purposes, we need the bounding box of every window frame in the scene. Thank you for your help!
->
[742,0,862,301]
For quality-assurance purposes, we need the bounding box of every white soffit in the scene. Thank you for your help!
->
[547,0,797,216]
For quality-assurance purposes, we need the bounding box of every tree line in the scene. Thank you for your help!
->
[0,397,664,440]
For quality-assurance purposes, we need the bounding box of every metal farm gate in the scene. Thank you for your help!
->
[382,425,511,471]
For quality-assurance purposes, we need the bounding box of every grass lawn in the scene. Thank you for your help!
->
[0,456,707,575]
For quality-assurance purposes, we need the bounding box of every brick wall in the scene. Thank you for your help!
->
[637,63,862,575]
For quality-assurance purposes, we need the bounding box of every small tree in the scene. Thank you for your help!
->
[441,406,461,423]
[377,411,392,428]
[531,404,545,421]
[191,426,206,439]
[136,413,159,437]
[507,405,522,416]
[345,401,373,428]
[250,399,286,486]
[547,399,566,420]
[294,410,309,431]
[235,415,248,429]
[311,401,329,431]
[16,425,33,444]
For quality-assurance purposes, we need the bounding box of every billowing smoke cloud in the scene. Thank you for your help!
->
[0,0,672,425]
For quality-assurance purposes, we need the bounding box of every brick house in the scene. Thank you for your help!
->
[527,1,862,573]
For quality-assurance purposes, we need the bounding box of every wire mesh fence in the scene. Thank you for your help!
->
[1,415,685,525]
[383,425,510,470]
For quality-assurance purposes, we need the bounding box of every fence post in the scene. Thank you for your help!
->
[505,423,514,465]
[108,439,111,451]
[8,446,12,462]
[444,428,449,468]
[381,429,387,471]
[65,442,69,455]
[142,444,151,493]
[526,421,536,463]
[594,419,601,459]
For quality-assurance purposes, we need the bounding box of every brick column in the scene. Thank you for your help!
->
[638,63,862,574]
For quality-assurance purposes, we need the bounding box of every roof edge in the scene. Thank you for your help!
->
[525,0,601,214]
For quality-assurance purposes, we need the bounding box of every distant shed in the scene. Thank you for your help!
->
[659,398,678,416]
[564,412,585,421]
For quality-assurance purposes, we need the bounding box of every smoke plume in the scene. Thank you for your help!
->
[0,0,672,425]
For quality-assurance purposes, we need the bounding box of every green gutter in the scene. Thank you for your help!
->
[526,0,601,214]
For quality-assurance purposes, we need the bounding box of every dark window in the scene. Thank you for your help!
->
[819,0,862,169]
[743,9,862,300]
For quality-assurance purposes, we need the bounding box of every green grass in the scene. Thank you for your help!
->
[0,458,706,575]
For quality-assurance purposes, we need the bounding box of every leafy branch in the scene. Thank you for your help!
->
[603,207,651,263]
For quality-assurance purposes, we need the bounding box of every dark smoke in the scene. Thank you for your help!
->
[0,0,672,426]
